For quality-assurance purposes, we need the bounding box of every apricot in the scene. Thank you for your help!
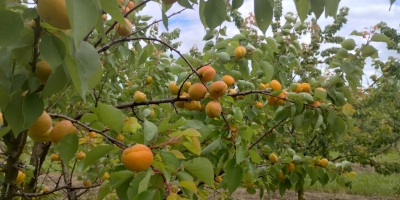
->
[228,89,238,100]
[225,130,237,141]
[277,170,285,180]
[302,83,311,93]
[287,163,295,172]
[43,187,49,192]
[127,1,134,9]
[28,127,52,142]
[311,101,321,107]
[277,91,287,106]
[259,83,266,90]
[79,138,87,145]
[102,14,108,21]
[37,0,71,29]
[50,120,77,144]
[255,101,263,109]
[29,111,52,136]
[198,65,215,82]
[150,109,155,117]
[215,176,222,182]
[118,0,124,3]
[234,46,247,59]
[88,132,96,138]
[16,171,26,185]
[175,92,188,108]
[292,83,303,93]
[162,0,178,5]
[267,96,278,106]
[116,134,125,142]
[222,75,235,86]
[209,81,227,98]
[168,82,180,95]
[313,157,320,165]
[115,18,132,37]
[122,144,153,171]
[133,91,146,103]
[265,83,270,88]
[315,87,326,92]
[145,76,152,84]
[36,60,52,85]
[205,101,221,118]
[270,80,281,91]
[102,172,110,180]
[188,83,207,101]
[183,82,191,92]
[0,112,2,124]
[50,154,61,161]
[184,101,196,111]
[319,158,329,167]
[246,181,254,188]
[76,152,86,160]
[84,180,91,187]
[269,153,278,163]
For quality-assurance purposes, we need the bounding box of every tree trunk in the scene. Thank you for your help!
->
[24,141,52,193]
[298,184,305,200]
[62,161,76,200]
[0,120,28,200]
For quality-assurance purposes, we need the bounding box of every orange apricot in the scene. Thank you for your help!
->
[270,80,281,91]
[209,81,228,98]
[205,101,221,118]
[222,75,235,86]
[50,120,77,144]
[198,65,216,82]
[188,83,207,101]
[302,83,311,93]
[121,144,153,171]
[234,46,247,59]
[114,18,132,37]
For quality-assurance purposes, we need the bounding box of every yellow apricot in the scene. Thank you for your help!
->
[76,152,86,160]
[269,153,278,163]
[16,171,26,185]
[234,46,247,59]
[292,83,303,93]
[188,83,207,101]
[28,127,52,142]
[145,76,153,84]
[84,180,91,187]
[102,14,108,21]
[88,132,96,138]
[287,163,295,172]
[302,83,311,93]
[115,18,133,37]
[168,82,180,95]
[37,0,71,29]
[255,101,263,109]
[184,101,196,111]
[198,65,216,82]
[311,101,321,107]
[43,187,49,192]
[50,154,61,161]
[183,82,191,93]
[267,96,278,106]
[228,89,238,100]
[50,120,77,144]
[259,83,266,90]
[122,144,153,171]
[205,101,221,118]
[319,158,329,167]
[133,91,146,103]
[209,81,228,98]
[102,172,110,180]
[277,170,285,181]
[222,75,235,86]
[36,60,52,85]
[270,80,281,91]
[29,111,52,136]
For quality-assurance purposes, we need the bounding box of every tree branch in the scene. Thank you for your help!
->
[248,117,288,150]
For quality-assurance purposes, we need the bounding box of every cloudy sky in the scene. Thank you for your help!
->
[139,0,400,87]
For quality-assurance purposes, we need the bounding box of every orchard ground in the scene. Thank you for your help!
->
[35,150,400,199]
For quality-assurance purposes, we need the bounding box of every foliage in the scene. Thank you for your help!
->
[0,0,398,200]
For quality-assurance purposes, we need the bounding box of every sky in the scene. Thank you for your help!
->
[139,0,400,87]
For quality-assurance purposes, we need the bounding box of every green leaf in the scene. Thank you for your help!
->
[327,110,337,125]
[180,181,197,193]
[66,0,101,48]
[248,150,260,164]
[314,87,326,100]
[110,170,134,189]
[0,10,24,47]
[178,0,193,9]
[39,35,66,71]
[0,126,11,138]
[254,0,273,34]
[42,64,68,97]
[260,61,274,83]
[183,157,214,189]
[232,0,244,10]
[334,117,347,136]
[97,180,112,200]
[225,159,243,194]
[361,45,378,57]
[307,166,318,183]
[201,138,220,155]
[58,134,79,163]
[81,113,99,122]
[239,59,249,79]
[310,0,325,20]
[123,117,142,133]
[290,172,299,185]
[371,34,391,44]
[99,0,126,30]
[203,0,226,31]
[294,0,310,22]
[144,119,158,141]
[216,52,230,64]
[162,10,168,30]
[275,108,289,121]
[313,115,323,133]
[133,190,155,200]
[340,61,354,74]
[158,117,187,133]
[390,0,396,10]
[83,145,115,170]
[97,102,124,133]
[236,143,247,164]
[199,0,207,29]
[294,99,304,113]
[324,0,340,18]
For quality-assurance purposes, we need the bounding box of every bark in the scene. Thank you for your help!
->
[0,122,28,200]
[298,184,305,200]
[24,141,52,193]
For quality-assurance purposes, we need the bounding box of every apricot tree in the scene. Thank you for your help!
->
[0,0,399,200]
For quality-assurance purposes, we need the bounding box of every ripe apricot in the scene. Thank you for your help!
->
[246,181,254,188]
[50,154,61,161]
[259,83,266,90]
[287,163,295,172]
[222,75,235,86]
[302,83,311,93]
[0,112,3,124]
[269,153,278,163]
[315,87,326,93]
[102,172,110,180]
[76,152,86,160]
[183,82,191,92]
[36,60,52,85]
[127,1,134,9]
[28,127,52,142]
[292,83,303,93]
[162,0,178,5]
[175,92,188,108]
[133,91,146,103]
[43,187,49,192]
[84,180,91,186]
[116,134,125,142]
[145,76,152,84]
[234,46,247,59]
[311,101,321,107]
[255,101,263,109]
[205,101,221,118]
[277,91,288,106]
[184,101,196,111]
[29,111,52,136]
[265,83,270,88]
[16,171,26,185]
[88,132,96,138]
[313,157,320,165]
[122,144,153,171]
[215,176,222,182]
[115,18,133,37]
[228,89,238,100]
[319,158,328,167]
[209,81,228,98]
[150,109,155,117]
[267,96,278,106]
[225,129,237,141]
[50,120,77,144]
[37,0,71,29]
[168,82,180,95]
[198,65,215,82]
[277,170,285,181]
[270,80,281,91]
[188,83,207,101]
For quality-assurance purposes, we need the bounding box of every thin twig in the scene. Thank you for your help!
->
[248,117,288,150]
